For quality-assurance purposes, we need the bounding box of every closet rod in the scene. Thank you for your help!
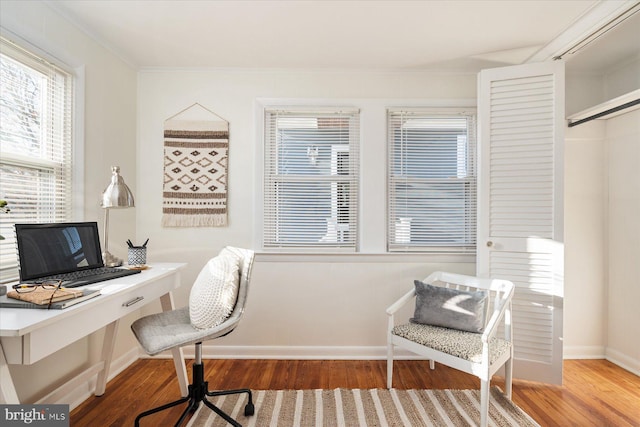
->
[568,98,640,127]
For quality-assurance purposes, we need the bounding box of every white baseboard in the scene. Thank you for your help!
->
[563,345,606,359]
[563,345,639,376]
[605,348,640,376]
[200,345,391,360]
[38,348,139,411]
[44,345,418,409]
[41,345,423,410]
[141,345,423,361]
[46,344,640,412]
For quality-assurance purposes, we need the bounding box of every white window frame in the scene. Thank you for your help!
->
[387,108,477,253]
[260,106,360,253]
[255,98,476,262]
[0,35,77,281]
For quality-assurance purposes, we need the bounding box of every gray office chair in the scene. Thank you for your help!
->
[131,247,255,427]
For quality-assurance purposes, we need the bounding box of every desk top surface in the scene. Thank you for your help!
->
[0,263,186,336]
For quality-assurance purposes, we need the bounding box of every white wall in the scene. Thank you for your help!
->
[136,69,478,358]
[603,58,640,373]
[605,109,640,373]
[1,1,137,403]
[566,73,605,117]
[604,57,640,101]
[566,57,640,116]
[564,120,607,358]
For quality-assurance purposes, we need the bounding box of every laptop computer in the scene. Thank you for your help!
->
[15,222,140,287]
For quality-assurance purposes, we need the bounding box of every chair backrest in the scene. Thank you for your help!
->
[422,271,514,331]
[219,246,255,322]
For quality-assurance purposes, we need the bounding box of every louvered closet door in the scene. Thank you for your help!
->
[477,61,564,384]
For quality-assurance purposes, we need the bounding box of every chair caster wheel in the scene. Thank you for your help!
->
[244,402,255,416]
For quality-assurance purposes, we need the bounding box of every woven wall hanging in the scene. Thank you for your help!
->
[162,103,229,227]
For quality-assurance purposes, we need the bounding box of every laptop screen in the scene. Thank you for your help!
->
[15,222,104,282]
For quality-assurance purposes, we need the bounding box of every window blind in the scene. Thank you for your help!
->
[263,108,359,251]
[387,109,476,253]
[0,37,74,280]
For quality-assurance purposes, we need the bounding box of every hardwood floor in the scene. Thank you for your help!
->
[70,359,640,426]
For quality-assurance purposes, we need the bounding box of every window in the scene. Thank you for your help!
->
[263,108,359,251]
[387,109,476,252]
[0,37,74,279]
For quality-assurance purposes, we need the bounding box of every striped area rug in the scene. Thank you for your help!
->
[186,387,540,427]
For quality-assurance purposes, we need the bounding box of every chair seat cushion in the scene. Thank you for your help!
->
[392,323,511,364]
[131,307,239,355]
[132,307,199,355]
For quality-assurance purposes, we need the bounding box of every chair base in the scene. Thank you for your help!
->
[134,361,254,427]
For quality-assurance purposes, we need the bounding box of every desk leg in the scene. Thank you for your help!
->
[0,342,19,404]
[94,319,119,396]
[160,292,188,397]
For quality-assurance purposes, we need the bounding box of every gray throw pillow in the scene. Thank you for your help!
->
[411,280,488,333]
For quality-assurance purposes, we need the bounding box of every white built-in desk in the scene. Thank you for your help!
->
[0,263,188,404]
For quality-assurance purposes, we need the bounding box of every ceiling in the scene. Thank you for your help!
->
[46,0,639,72]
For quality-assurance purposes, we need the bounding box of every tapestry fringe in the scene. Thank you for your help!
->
[162,214,227,228]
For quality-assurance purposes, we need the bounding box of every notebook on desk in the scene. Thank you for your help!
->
[0,288,101,309]
[15,222,140,288]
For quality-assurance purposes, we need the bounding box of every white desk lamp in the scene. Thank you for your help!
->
[101,166,135,267]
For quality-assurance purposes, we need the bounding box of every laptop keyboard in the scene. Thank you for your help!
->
[33,267,141,287]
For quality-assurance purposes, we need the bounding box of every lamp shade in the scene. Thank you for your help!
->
[101,166,135,208]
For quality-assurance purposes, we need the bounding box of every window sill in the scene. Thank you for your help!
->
[255,252,475,263]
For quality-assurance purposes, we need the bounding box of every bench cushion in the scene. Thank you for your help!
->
[392,323,511,364]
